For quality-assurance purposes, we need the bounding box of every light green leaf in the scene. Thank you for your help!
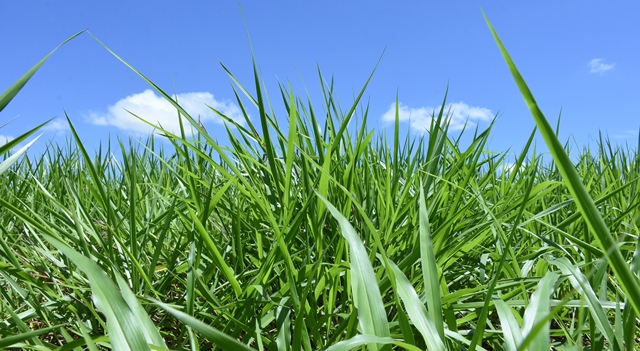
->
[319,194,390,351]
[44,235,157,351]
[387,259,445,351]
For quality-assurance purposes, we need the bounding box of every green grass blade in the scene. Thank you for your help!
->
[520,272,559,351]
[325,335,423,351]
[0,134,42,175]
[152,299,257,351]
[282,86,299,220]
[114,273,168,349]
[0,119,51,157]
[387,259,445,351]
[0,324,63,349]
[418,186,445,341]
[493,299,523,351]
[185,205,242,298]
[319,194,391,351]
[0,31,84,113]
[549,258,616,347]
[43,235,157,351]
[276,297,292,351]
[483,10,640,319]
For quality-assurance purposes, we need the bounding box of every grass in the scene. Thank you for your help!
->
[1,16,640,351]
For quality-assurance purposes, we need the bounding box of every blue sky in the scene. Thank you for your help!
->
[1,2,638,158]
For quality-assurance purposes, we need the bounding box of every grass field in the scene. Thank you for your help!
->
[1,18,639,351]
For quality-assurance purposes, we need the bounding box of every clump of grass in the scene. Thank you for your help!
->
[1,16,639,351]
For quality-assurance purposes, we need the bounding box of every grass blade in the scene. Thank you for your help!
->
[43,235,159,351]
[418,185,445,341]
[493,299,522,351]
[152,299,257,351]
[0,324,63,349]
[0,134,41,175]
[483,10,640,319]
[520,272,559,351]
[0,31,84,113]
[325,335,423,351]
[319,194,391,351]
[549,258,616,347]
[387,259,445,351]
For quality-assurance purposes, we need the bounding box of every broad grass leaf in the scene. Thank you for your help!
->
[418,186,445,341]
[493,299,522,351]
[0,135,41,175]
[387,259,445,351]
[44,235,161,351]
[114,273,167,348]
[318,194,391,351]
[520,272,559,351]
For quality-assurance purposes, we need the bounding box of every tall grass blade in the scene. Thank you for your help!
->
[418,186,445,341]
[387,259,445,351]
[0,31,84,113]
[0,134,41,175]
[483,11,640,319]
[319,195,391,351]
[519,272,559,351]
[0,119,51,157]
[493,299,522,351]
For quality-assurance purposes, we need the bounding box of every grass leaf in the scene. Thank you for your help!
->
[319,194,391,351]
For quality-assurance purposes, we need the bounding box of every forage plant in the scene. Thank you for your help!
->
[1,15,640,351]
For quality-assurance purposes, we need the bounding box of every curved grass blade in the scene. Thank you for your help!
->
[483,10,640,319]
[0,119,51,157]
[318,194,391,351]
[0,30,84,113]
[0,324,63,349]
[0,134,42,175]
[387,259,445,351]
[325,335,423,351]
[493,299,522,351]
[114,273,167,348]
[520,272,559,351]
[152,299,257,351]
[43,235,163,351]
[549,258,617,348]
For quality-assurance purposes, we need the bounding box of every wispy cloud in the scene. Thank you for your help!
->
[588,58,615,74]
[0,135,14,146]
[43,119,69,132]
[612,129,638,139]
[86,89,245,135]
[381,101,494,133]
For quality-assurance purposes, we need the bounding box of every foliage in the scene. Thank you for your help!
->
[1,16,639,351]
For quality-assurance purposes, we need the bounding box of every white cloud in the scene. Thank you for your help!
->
[43,119,69,132]
[86,89,246,135]
[381,101,494,133]
[0,135,14,146]
[588,58,615,74]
